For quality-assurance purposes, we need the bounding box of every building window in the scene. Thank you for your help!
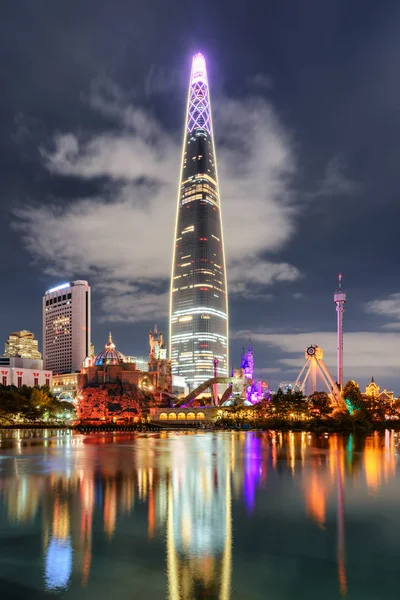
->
[17,376,22,388]
[45,378,50,387]
[168,413,177,420]
[196,412,205,420]
[2,376,7,386]
[34,377,39,386]
[178,412,186,420]
[159,413,168,421]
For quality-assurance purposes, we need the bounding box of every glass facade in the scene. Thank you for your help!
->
[170,53,228,389]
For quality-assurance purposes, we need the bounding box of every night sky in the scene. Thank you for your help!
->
[1,0,400,392]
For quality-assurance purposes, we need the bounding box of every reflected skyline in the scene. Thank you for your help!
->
[0,429,400,598]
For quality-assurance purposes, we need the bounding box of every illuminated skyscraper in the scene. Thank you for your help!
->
[170,53,229,389]
[43,280,91,374]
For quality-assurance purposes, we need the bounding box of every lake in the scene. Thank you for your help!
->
[0,429,399,599]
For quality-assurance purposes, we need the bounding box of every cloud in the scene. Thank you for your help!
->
[311,156,359,199]
[15,80,299,322]
[98,284,169,323]
[366,293,400,320]
[229,259,300,297]
[381,322,400,331]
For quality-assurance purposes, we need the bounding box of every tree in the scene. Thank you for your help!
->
[343,380,363,412]
[270,389,307,420]
[31,388,51,408]
[308,391,332,418]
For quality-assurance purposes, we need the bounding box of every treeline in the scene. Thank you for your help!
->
[0,384,75,425]
[216,381,400,431]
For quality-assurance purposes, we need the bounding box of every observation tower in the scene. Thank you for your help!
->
[334,274,346,389]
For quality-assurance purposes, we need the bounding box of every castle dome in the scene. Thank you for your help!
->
[94,332,126,366]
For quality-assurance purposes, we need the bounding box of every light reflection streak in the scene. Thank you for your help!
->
[0,429,399,597]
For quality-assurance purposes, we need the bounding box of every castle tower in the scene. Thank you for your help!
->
[149,325,171,391]
[244,337,254,380]
[169,53,229,390]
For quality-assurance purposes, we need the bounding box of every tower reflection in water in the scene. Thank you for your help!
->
[167,435,232,600]
[0,429,399,597]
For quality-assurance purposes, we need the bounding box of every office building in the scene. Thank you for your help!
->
[170,53,229,389]
[43,280,90,374]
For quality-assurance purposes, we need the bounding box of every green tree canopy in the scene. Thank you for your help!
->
[343,380,363,412]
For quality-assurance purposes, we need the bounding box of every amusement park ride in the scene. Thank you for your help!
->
[294,345,345,408]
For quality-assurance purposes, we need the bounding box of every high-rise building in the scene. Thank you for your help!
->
[4,330,42,359]
[43,280,91,374]
[170,53,229,389]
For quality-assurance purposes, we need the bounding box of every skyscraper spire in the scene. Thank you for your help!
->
[169,53,229,389]
[187,53,212,134]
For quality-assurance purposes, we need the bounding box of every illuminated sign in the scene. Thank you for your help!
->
[46,283,70,294]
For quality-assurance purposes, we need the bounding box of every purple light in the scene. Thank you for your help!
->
[243,434,262,514]
[187,53,212,134]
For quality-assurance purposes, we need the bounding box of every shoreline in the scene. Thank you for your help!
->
[1,421,400,433]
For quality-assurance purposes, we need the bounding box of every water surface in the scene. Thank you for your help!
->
[0,429,399,599]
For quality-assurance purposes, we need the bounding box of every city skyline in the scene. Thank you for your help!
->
[1,1,400,391]
[170,53,229,388]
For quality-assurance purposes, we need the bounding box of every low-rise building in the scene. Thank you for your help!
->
[52,373,78,400]
[125,356,149,372]
[150,406,217,423]
[362,377,395,403]
[0,356,52,388]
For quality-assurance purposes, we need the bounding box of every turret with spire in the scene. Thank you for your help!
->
[93,331,125,366]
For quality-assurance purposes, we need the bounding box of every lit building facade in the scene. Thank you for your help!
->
[4,330,42,359]
[52,373,78,400]
[76,331,172,422]
[362,377,395,403]
[170,53,229,390]
[125,356,149,372]
[43,281,91,374]
[0,356,52,388]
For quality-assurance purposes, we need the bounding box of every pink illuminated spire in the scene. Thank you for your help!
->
[187,52,212,134]
[191,52,208,84]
